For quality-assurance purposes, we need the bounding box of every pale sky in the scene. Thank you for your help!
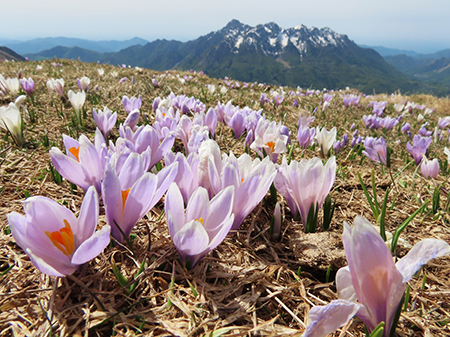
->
[2,0,449,53]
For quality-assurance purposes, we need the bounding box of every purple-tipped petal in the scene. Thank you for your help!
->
[396,239,450,282]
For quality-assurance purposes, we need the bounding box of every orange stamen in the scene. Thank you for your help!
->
[121,188,131,212]
[265,141,275,153]
[69,147,80,161]
[196,218,204,226]
[45,219,75,256]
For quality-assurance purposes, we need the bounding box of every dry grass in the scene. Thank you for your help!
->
[0,59,450,336]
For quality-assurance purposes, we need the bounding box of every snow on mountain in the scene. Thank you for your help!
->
[214,19,350,56]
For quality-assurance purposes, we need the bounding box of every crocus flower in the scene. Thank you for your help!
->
[273,94,284,107]
[8,186,111,277]
[297,125,315,148]
[419,125,432,137]
[260,93,270,107]
[274,156,336,226]
[103,158,178,242]
[97,68,104,77]
[119,124,175,169]
[197,140,277,230]
[92,107,117,139]
[77,76,90,91]
[438,117,450,129]
[305,216,450,337]
[50,129,107,193]
[335,216,450,336]
[122,95,142,114]
[68,90,86,120]
[362,136,387,165]
[2,77,20,95]
[46,78,65,97]
[0,103,25,146]
[165,183,235,268]
[401,122,410,133]
[250,119,288,163]
[315,126,336,158]
[123,109,140,131]
[164,151,199,203]
[420,157,439,179]
[406,135,432,165]
[20,77,34,95]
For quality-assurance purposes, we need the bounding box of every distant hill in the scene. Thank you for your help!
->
[385,54,450,87]
[0,46,25,61]
[26,46,103,62]
[4,37,149,54]
[359,45,419,57]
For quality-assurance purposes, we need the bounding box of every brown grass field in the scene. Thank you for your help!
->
[0,59,450,336]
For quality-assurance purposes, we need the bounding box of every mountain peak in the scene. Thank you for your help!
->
[224,19,244,30]
[215,20,351,56]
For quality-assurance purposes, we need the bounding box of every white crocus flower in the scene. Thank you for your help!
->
[315,126,337,158]
[68,90,86,121]
[0,103,24,146]
[207,84,215,95]
[3,77,20,96]
[97,68,104,76]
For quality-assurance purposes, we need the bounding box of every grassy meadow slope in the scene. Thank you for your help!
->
[0,59,450,336]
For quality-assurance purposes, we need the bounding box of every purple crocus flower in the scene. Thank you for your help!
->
[372,101,387,116]
[260,93,270,107]
[297,126,315,148]
[103,158,178,242]
[165,183,235,268]
[362,136,387,165]
[8,186,110,277]
[293,99,299,107]
[50,130,107,193]
[122,95,142,114]
[323,93,334,102]
[19,77,34,95]
[438,117,450,129]
[420,157,439,179]
[197,140,277,230]
[305,216,450,337]
[406,135,432,165]
[119,124,175,169]
[419,126,432,137]
[273,94,284,107]
[401,122,410,133]
[164,151,199,203]
[123,109,140,131]
[274,156,336,225]
[92,107,117,139]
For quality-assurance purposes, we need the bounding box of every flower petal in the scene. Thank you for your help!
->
[396,238,450,282]
[71,225,111,265]
[304,299,362,337]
